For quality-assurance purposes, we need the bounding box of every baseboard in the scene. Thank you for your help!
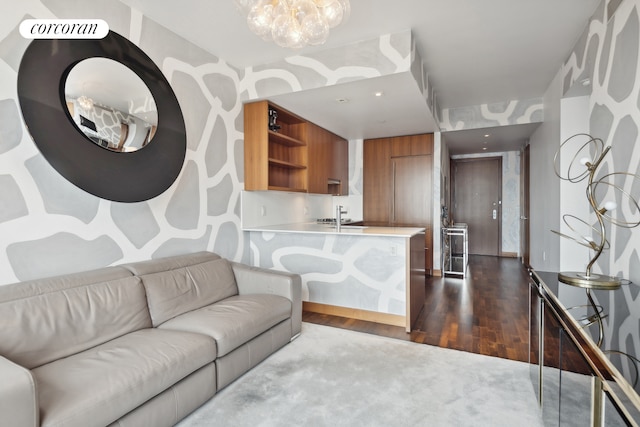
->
[501,252,518,258]
[303,302,405,328]
[432,269,442,277]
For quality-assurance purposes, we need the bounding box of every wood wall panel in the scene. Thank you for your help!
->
[363,137,392,223]
[364,133,434,274]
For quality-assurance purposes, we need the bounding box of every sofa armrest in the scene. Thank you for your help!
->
[0,356,38,427]
[231,263,302,338]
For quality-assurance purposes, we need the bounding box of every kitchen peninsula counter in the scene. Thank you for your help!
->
[243,222,424,237]
[244,222,425,332]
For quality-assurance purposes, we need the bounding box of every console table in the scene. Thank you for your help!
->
[441,224,468,277]
[529,269,640,426]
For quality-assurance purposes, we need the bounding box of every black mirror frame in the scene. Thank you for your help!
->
[17,30,186,202]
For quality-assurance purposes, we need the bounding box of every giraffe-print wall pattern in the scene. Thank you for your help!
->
[0,2,245,284]
[559,0,640,390]
[0,1,427,285]
[439,98,543,132]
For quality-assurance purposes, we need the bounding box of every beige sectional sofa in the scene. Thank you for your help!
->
[0,251,301,427]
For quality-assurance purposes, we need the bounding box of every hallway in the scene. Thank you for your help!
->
[303,256,531,362]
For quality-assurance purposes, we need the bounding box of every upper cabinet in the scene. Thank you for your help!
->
[307,122,348,195]
[244,101,308,192]
[243,100,348,195]
[391,133,433,157]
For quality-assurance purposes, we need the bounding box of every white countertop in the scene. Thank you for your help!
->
[243,222,425,237]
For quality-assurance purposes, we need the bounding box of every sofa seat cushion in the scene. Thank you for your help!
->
[158,294,291,357]
[32,328,216,427]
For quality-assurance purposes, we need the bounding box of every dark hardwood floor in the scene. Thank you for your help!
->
[302,255,531,363]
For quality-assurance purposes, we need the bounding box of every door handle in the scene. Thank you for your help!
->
[492,209,497,220]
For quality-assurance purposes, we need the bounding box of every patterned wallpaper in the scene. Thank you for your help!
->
[247,231,409,316]
[440,98,543,132]
[0,1,426,285]
[559,0,640,388]
[0,2,247,284]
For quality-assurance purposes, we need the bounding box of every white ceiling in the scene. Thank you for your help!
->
[120,0,601,153]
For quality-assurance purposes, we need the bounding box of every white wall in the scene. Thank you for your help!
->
[241,191,332,228]
[558,96,591,271]
[529,69,563,272]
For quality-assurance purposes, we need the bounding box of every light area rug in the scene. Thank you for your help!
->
[177,323,543,427]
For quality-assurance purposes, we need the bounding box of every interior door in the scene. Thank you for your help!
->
[452,157,501,256]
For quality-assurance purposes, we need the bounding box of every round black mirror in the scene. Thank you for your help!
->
[17,30,186,202]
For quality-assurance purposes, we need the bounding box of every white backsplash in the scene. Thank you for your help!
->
[241,191,363,228]
[332,195,363,223]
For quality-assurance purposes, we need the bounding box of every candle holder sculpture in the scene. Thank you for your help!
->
[552,133,640,290]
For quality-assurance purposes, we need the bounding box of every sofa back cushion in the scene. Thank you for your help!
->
[0,266,132,303]
[140,258,238,326]
[120,251,222,276]
[0,276,151,369]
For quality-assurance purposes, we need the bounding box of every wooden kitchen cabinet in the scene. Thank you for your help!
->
[307,122,348,195]
[244,100,347,194]
[364,133,434,274]
[391,133,433,157]
[244,101,308,192]
[424,227,433,274]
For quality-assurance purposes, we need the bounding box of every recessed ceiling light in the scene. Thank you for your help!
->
[336,98,350,104]
[374,91,383,97]
[484,134,490,138]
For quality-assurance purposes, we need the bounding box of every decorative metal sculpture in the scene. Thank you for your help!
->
[553,133,640,385]
[552,133,640,289]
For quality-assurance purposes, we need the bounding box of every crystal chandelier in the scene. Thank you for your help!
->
[77,95,94,111]
[235,0,350,49]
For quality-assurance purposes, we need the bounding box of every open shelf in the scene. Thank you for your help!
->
[268,158,307,169]
[244,100,309,192]
[267,185,307,192]
[268,130,306,147]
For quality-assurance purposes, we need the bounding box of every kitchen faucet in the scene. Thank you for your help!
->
[335,205,347,231]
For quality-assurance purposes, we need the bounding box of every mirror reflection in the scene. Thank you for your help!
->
[64,58,157,152]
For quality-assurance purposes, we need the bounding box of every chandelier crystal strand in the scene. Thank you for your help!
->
[239,0,349,49]
[246,1,275,40]
[77,95,93,111]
